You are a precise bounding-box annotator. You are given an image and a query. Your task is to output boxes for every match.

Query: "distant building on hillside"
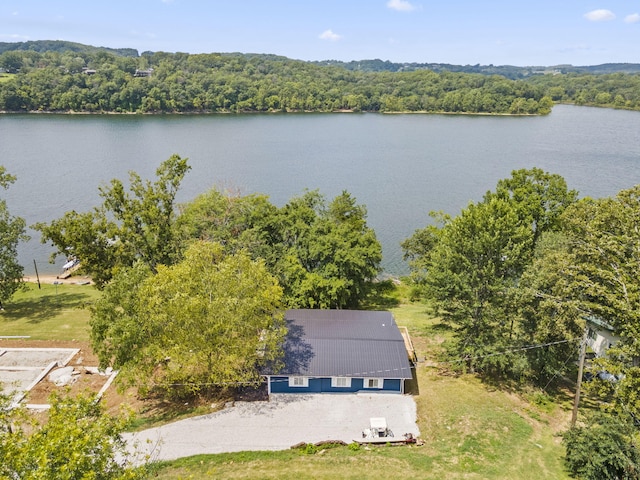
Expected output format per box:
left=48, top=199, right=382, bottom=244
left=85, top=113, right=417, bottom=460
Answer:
left=133, top=68, right=154, bottom=77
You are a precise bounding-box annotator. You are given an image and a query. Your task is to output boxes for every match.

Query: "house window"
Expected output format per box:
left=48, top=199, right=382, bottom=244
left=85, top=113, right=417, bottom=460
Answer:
left=364, top=378, right=383, bottom=389
left=289, top=376, right=308, bottom=387
left=331, top=377, right=352, bottom=388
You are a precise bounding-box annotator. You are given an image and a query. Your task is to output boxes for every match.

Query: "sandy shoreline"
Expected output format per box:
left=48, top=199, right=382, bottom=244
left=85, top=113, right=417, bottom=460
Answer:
left=22, top=274, right=92, bottom=285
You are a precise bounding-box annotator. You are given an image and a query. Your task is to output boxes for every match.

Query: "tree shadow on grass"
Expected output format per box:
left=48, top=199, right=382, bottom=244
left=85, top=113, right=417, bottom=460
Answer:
left=361, top=280, right=401, bottom=310
left=428, top=322, right=453, bottom=333
left=478, top=370, right=579, bottom=413
left=2, top=291, right=93, bottom=324
left=404, top=363, right=420, bottom=395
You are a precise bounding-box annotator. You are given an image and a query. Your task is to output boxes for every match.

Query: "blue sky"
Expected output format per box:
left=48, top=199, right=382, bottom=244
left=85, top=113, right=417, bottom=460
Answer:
left=1, top=1, right=638, bottom=66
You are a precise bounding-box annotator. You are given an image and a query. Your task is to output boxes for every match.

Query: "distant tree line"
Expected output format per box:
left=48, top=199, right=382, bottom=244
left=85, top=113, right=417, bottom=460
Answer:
left=0, top=47, right=553, bottom=114
left=526, top=71, right=640, bottom=110
left=1, top=41, right=639, bottom=114
left=0, top=39, right=138, bottom=57
left=315, top=59, right=640, bottom=77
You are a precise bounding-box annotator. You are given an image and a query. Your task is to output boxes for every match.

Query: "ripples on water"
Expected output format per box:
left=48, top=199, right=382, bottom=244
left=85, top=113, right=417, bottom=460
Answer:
left=1, top=105, right=639, bottom=276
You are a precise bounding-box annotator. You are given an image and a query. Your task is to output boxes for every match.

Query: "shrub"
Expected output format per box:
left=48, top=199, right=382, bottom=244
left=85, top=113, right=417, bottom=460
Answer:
left=563, top=412, right=640, bottom=479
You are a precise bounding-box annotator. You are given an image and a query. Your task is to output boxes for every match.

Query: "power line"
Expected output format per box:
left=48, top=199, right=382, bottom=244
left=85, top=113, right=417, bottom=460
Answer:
left=439, top=338, right=579, bottom=365
left=542, top=340, right=582, bottom=392
left=128, top=337, right=581, bottom=390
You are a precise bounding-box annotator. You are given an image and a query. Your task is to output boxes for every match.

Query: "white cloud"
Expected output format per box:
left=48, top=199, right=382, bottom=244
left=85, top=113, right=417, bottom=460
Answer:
left=319, top=29, right=342, bottom=41
left=387, top=0, right=416, bottom=12
left=624, top=13, right=640, bottom=23
left=584, top=9, right=616, bottom=22
left=0, top=34, right=29, bottom=41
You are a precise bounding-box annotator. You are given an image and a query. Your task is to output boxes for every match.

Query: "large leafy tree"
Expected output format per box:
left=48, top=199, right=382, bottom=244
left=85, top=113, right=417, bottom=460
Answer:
left=561, top=186, right=640, bottom=418
left=176, top=188, right=382, bottom=309
left=0, top=166, right=28, bottom=308
left=90, top=261, right=153, bottom=370
left=0, top=392, right=146, bottom=479
left=280, top=190, right=382, bottom=309
left=402, top=168, right=578, bottom=376
left=35, top=155, right=190, bottom=288
left=515, top=231, right=584, bottom=384
left=423, top=197, right=533, bottom=373
left=485, top=167, right=578, bottom=247
left=91, top=241, right=285, bottom=399
left=174, top=187, right=281, bottom=264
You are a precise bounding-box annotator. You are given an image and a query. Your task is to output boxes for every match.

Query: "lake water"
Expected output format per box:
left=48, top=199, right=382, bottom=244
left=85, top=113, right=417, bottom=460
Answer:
left=1, top=105, right=639, bottom=276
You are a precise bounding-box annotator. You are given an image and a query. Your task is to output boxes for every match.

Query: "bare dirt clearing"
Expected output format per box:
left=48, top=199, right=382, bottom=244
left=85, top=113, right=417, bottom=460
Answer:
left=0, top=340, right=138, bottom=413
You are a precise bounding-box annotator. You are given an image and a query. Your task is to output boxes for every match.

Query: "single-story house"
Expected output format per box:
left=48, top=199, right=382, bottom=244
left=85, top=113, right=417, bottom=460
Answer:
left=264, top=309, right=413, bottom=394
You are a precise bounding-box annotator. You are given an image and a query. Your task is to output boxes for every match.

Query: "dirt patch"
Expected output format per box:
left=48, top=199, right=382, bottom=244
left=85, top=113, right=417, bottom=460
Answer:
left=0, top=339, right=144, bottom=415
left=0, top=339, right=266, bottom=424
left=25, top=367, right=113, bottom=404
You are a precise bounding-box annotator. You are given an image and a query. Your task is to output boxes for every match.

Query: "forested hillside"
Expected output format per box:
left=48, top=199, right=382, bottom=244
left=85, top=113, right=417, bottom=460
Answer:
left=0, top=41, right=639, bottom=114
left=0, top=40, right=138, bottom=57
left=316, top=59, right=640, bottom=77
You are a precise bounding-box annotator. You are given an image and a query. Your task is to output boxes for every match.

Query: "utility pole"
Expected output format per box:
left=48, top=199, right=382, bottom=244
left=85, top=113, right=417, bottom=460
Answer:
left=33, top=259, right=41, bottom=290
left=571, top=326, right=589, bottom=427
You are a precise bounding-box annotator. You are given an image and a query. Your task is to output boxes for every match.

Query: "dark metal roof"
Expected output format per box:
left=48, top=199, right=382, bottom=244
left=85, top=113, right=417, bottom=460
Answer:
left=585, top=315, right=616, bottom=332
left=275, top=309, right=413, bottom=380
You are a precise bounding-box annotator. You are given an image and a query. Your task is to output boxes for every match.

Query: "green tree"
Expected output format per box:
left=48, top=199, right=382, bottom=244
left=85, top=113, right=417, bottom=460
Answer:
left=0, top=166, right=28, bottom=308
left=485, top=167, right=578, bottom=248
left=90, top=261, right=153, bottom=370
left=424, top=197, right=533, bottom=373
left=401, top=211, right=449, bottom=298
left=278, top=190, right=382, bottom=309
left=537, top=95, right=554, bottom=115
left=515, top=231, right=584, bottom=384
left=562, top=186, right=640, bottom=418
left=0, top=51, right=23, bottom=73
left=35, top=155, right=190, bottom=288
left=0, top=391, right=146, bottom=479
left=174, top=187, right=280, bottom=262
left=563, top=412, right=640, bottom=480
left=403, top=168, right=577, bottom=377
left=176, top=188, right=382, bottom=309
left=91, top=241, right=285, bottom=399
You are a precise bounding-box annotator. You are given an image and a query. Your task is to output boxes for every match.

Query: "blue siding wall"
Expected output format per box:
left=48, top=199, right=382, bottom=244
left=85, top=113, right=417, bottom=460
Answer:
left=269, top=377, right=402, bottom=394
left=383, top=379, right=402, bottom=392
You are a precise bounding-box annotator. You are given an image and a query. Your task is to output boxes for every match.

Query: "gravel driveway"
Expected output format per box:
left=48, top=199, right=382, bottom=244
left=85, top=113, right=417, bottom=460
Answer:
left=125, top=393, right=419, bottom=463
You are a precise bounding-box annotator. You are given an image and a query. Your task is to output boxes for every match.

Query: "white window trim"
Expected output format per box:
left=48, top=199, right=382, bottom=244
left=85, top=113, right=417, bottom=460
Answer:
left=363, top=378, right=383, bottom=389
left=289, top=376, right=309, bottom=387
left=331, top=377, right=352, bottom=388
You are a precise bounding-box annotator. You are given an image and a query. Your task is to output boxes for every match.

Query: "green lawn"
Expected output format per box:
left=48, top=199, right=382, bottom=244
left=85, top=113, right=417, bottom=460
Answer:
left=0, top=282, right=99, bottom=341
left=1, top=281, right=572, bottom=479
left=153, top=285, right=572, bottom=480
